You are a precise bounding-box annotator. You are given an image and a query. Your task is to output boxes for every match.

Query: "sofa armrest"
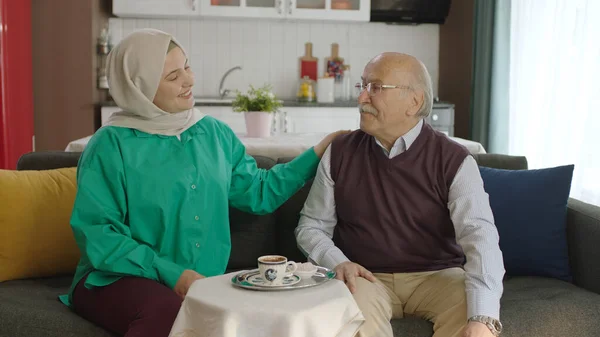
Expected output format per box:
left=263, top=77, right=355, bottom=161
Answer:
left=566, top=198, right=600, bottom=295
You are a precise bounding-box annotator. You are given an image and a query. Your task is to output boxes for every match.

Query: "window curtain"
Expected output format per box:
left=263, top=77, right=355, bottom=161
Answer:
left=470, top=0, right=511, bottom=153
left=508, top=0, right=600, bottom=206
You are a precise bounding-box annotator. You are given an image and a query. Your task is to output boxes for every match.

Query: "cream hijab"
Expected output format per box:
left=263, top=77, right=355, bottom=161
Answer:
left=104, top=28, right=204, bottom=136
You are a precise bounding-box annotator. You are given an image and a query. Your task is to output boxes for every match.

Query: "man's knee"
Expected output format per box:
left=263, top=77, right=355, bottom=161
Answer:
left=352, top=277, right=393, bottom=319
left=353, top=277, right=381, bottom=304
left=353, top=278, right=395, bottom=337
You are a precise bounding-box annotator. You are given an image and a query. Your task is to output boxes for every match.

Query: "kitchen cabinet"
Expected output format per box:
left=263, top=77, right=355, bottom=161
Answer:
left=100, top=104, right=454, bottom=136
left=198, top=106, right=248, bottom=133
left=200, top=0, right=285, bottom=19
left=205, top=106, right=361, bottom=135
left=202, top=0, right=369, bottom=21
left=102, top=105, right=258, bottom=134
left=102, top=106, right=249, bottom=133
left=277, top=105, right=454, bottom=136
left=193, top=106, right=293, bottom=135
left=113, top=0, right=369, bottom=21
left=279, top=106, right=455, bottom=135
left=113, top=0, right=200, bottom=18
left=278, top=107, right=360, bottom=133
left=288, top=0, right=370, bottom=22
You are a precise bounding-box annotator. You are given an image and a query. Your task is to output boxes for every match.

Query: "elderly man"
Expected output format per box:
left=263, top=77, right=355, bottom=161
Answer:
left=295, top=52, right=505, bottom=337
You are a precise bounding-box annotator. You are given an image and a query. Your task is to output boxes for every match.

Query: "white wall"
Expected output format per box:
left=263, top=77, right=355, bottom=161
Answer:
left=108, top=17, right=439, bottom=100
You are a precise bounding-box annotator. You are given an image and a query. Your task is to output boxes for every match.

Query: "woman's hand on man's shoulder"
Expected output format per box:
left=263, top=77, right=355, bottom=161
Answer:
left=313, top=130, right=352, bottom=158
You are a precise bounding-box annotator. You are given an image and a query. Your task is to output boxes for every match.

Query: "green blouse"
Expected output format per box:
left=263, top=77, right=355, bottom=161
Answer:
left=59, top=116, right=319, bottom=307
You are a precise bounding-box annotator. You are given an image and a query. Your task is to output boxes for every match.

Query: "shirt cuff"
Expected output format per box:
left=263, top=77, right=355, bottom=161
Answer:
left=154, top=257, right=186, bottom=290
left=466, top=289, right=501, bottom=320
left=319, top=248, right=351, bottom=270
left=287, top=147, right=320, bottom=181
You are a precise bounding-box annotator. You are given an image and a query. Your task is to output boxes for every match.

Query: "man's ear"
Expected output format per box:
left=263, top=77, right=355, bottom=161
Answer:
left=406, top=90, right=424, bottom=117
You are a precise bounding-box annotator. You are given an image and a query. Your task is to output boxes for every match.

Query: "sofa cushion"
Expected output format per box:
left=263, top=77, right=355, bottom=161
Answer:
left=0, top=276, right=114, bottom=337
left=227, top=208, right=277, bottom=270
left=391, top=317, right=433, bottom=337
left=275, top=180, right=314, bottom=263
left=500, top=276, right=600, bottom=337
left=0, top=168, right=80, bottom=282
left=274, top=157, right=314, bottom=263
left=479, top=165, right=574, bottom=282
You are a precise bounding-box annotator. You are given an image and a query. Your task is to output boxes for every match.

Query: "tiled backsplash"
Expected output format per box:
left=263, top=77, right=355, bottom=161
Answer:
left=108, top=17, right=439, bottom=100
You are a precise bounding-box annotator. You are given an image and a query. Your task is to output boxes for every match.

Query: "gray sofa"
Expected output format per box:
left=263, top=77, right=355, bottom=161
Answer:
left=1, top=151, right=600, bottom=337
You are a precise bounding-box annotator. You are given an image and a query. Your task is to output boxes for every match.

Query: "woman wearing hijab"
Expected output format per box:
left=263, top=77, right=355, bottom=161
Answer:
left=58, top=29, right=347, bottom=337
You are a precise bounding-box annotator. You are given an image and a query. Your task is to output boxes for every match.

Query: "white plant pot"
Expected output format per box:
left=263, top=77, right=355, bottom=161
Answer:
left=244, top=111, right=273, bottom=138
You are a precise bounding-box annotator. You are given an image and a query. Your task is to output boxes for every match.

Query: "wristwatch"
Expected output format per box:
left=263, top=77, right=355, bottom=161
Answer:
left=468, top=315, right=503, bottom=336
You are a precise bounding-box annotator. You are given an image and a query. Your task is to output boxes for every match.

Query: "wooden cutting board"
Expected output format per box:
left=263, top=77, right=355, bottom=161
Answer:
left=299, top=42, right=318, bottom=81
left=325, top=43, right=344, bottom=81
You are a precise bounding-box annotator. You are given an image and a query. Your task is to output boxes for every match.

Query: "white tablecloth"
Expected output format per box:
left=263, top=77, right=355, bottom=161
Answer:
left=65, top=133, right=486, bottom=159
left=169, top=272, right=365, bottom=337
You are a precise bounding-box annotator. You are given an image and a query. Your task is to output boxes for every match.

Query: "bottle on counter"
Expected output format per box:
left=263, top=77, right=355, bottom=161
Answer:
left=317, top=72, right=335, bottom=103
left=297, top=76, right=316, bottom=102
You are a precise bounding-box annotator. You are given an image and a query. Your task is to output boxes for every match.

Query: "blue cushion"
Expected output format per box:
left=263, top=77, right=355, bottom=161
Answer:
left=479, top=164, right=574, bottom=282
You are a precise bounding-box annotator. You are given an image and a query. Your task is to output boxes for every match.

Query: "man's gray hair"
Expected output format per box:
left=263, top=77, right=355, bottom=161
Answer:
left=411, top=61, right=433, bottom=118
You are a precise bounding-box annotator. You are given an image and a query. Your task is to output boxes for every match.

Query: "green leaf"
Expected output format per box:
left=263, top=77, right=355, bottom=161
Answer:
left=231, top=83, right=282, bottom=113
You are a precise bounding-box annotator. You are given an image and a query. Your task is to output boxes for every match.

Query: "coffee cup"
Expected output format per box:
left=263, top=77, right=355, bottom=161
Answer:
left=257, top=255, right=297, bottom=286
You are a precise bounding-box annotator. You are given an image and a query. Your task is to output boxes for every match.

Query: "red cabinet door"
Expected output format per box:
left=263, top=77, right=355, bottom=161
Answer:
left=0, top=0, right=34, bottom=170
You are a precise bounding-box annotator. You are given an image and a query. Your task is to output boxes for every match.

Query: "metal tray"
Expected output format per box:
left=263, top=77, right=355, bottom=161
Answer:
left=231, top=266, right=336, bottom=291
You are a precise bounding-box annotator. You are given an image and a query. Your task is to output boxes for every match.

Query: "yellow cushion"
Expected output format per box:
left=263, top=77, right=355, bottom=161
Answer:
left=0, top=167, right=80, bottom=282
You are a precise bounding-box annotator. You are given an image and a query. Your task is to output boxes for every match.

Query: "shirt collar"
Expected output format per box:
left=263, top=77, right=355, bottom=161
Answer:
left=375, top=119, right=424, bottom=153
left=133, top=122, right=205, bottom=138
left=401, top=118, right=423, bottom=150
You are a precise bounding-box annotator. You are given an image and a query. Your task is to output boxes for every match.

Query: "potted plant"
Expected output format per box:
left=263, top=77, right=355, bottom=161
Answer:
left=232, top=84, right=282, bottom=138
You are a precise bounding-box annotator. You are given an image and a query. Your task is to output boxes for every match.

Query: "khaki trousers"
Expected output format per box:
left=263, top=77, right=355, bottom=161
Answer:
left=353, top=267, right=467, bottom=337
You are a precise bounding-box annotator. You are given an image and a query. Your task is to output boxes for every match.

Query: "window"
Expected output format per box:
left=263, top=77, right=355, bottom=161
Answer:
left=508, top=0, right=600, bottom=205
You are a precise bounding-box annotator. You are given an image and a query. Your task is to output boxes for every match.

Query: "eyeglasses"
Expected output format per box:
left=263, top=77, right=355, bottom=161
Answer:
left=354, top=82, right=413, bottom=97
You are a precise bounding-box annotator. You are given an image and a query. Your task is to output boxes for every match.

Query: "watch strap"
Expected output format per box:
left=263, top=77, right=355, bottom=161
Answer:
left=468, top=315, right=502, bottom=336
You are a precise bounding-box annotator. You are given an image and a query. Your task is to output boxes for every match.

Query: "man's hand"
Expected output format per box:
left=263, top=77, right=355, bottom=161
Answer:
left=174, top=269, right=205, bottom=299
left=462, top=321, right=495, bottom=337
left=334, top=261, right=378, bottom=293
left=313, top=130, right=352, bottom=158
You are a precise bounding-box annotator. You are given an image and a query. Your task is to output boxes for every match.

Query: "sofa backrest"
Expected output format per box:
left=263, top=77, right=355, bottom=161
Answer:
left=17, top=151, right=529, bottom=172
left=472, top=153, right=528, bottom=170
left=16, top=151, right=529, bottom=271
left=17, top=151, right=81, bottom=170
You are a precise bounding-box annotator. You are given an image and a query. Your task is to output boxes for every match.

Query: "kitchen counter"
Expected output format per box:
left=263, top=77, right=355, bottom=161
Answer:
left=99, top=99, right=455, bottom=109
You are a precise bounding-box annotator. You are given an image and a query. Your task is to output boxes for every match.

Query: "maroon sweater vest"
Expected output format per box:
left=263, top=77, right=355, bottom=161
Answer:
left=330, top=122, right=470, bottom=273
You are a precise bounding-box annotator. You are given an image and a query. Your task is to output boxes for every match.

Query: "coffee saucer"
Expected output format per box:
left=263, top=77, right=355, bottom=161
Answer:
left=246, top=274, right=301, bottom=287
left=231, top=266, right=336, bottom=291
